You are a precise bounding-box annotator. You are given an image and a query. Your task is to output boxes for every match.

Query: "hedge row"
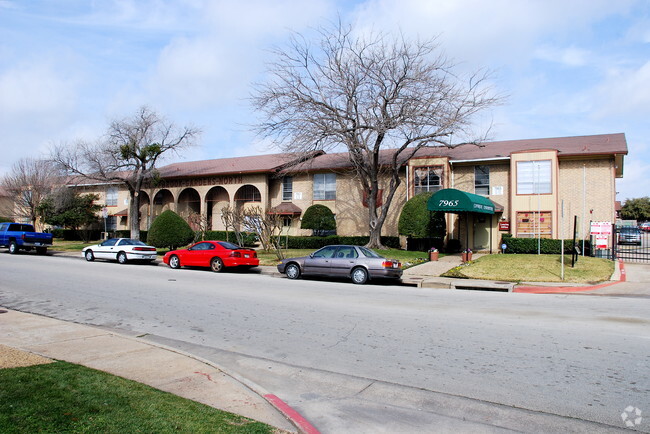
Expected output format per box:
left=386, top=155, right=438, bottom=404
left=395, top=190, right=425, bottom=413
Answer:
left=501, top=234, right=591, bottom=255
left=275, top=235, right=401, bottom=250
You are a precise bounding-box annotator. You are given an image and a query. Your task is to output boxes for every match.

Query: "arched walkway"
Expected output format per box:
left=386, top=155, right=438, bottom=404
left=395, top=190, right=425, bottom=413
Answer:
left=152, top=189, right=175, bottom=220
left=206, top=186, right=230, bottom=230
left=234, top=184, right=261, bottom=209
left=138, top=191, right=151, bottom=231
left=178, top=188, right=201, bottom=221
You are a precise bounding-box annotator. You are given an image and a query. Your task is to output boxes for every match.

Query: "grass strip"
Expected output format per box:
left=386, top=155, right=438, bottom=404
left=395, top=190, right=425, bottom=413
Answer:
left=0, top=361, right=274, bottom=433
left=442, top=254, right=614, bottom=283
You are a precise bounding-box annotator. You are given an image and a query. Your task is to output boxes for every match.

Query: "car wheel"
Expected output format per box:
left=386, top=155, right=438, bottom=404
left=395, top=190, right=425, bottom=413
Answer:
left=8, top=241, right=18, bottom=254
left=285, top=263, right=301, bottom=280
left=117, top=252, right=128, bottom=264
left=169, top=255, right=181, bottom=269
left=351, top=267, right=368, bottom=284
left=85, top=250, right=95, bottom=262
left=210, top=257, right=224, bottom=272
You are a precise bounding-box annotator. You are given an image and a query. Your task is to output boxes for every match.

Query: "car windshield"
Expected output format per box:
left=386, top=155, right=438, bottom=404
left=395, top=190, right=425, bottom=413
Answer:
left=620, top=227, right=639, bottom=233
left=359, top=246, right=383, bottom=258
left=218, top=241, right=242, bottom=250
left=118, top=239, right=146, bottom=246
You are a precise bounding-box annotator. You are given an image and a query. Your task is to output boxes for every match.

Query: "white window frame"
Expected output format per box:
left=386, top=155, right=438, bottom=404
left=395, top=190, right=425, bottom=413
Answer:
left=414, top=166, right=443, bottom=195
left=313, top=173, right=336, bottom=200
left=474, top=165, right=490, bottom=196
left=517, top=160, right=552, bottom=195
left=282, top=176, right=293, bottom=201
left=106, top=187, right=118, bottom=206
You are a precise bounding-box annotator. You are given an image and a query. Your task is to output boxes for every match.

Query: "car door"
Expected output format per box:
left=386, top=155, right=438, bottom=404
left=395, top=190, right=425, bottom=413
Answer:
left=182, top=242, right=213, bottom=266
left=329, top=246, right=359, bottom=276
left=303, top=246, right=337, bottom=275
left=95, top=238, right=118, bottom=259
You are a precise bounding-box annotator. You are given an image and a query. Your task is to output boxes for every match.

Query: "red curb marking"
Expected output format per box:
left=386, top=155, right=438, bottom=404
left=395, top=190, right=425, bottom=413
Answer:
left=514, top=260, right=626, bottom=294
left=264, top=394, right=320, bottom=434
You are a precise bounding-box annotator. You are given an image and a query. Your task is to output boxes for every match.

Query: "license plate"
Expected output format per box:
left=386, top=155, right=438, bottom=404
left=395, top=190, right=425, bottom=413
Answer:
left=244, top=254, right=250, bottom=258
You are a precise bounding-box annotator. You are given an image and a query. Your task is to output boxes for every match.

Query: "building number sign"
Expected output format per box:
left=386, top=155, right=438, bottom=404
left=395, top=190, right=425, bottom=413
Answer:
left=439, top=199, right=460, bottom=207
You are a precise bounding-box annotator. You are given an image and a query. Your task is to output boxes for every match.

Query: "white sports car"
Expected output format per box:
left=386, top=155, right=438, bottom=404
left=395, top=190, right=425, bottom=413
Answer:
left=82, top=238, right=158, bottom=264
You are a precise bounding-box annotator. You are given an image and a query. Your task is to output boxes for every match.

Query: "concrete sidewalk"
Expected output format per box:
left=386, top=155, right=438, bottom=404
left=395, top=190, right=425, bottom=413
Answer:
left=0, top=308, right=302, bottom=433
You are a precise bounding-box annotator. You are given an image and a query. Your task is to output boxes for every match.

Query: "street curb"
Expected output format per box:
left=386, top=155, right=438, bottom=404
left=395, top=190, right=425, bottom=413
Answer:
left=114, top=331, right=318, bottom=434
left=513, top=260, right=626, bottom=294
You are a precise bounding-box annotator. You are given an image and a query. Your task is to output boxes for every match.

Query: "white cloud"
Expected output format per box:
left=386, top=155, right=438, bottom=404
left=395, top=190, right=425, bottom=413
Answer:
left=594, top=61, right=650, bottom=118
left=534, top=46, right=591, bottom=67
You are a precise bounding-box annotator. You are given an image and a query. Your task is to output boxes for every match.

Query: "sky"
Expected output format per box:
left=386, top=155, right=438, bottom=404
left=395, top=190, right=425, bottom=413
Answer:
left=1, top=0, right=649, bottom=202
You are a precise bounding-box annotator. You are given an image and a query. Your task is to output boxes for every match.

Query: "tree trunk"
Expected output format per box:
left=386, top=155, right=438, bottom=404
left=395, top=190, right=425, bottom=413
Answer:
left=129, top=191, right=140, bottom=240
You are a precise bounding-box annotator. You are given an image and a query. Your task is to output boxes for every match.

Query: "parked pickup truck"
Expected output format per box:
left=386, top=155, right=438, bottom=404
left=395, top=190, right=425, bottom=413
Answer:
left=0, top=222, right=53, bottom=254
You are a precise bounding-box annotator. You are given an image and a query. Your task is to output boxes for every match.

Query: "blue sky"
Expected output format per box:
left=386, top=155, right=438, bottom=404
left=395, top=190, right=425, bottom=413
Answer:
left=1, top=0, right=649, bottom=202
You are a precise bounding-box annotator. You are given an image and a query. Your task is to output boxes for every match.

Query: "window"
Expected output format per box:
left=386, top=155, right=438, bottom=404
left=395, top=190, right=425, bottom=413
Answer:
left=282, top=176, right=293, bottom=201
left=516, top=211, right=552, bottom=238
left=517, top=160, right=551, bottom=194
left=105, top=216, right=117, bottom=230
left=474, top=166, right=490, bottom=196
left=283, top=216, right=292, bottom=227
left=312, top=245, right=337, bottom=258
left=313, top=173, right=336, bottom=200
left=106, top=187, right=118, bottom=206
left=234, top=185, right=261, bottom=202
left=414, top=166, right=443, bottom=194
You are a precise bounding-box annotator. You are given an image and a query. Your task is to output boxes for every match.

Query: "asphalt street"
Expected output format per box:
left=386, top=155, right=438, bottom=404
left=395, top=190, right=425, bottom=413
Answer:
left=0, top=253, right=648, bottom=433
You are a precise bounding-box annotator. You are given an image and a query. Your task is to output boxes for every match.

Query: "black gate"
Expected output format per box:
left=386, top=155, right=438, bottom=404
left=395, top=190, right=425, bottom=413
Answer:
left=612, top=226, right=650, bottom=263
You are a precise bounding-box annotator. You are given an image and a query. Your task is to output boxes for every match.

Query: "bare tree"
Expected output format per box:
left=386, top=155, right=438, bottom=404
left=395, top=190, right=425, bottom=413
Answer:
left=51, top=106, right=200, bottom=240
left=1, top=158, right=59, bottom=229
left=242, top=205, right=285, bottom=259
left=252, top=22, right=501, bottom=248
left=220, top=204, right=244, bottom=245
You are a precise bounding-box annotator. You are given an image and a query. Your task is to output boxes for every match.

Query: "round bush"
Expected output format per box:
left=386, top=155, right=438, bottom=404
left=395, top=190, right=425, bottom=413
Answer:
left=301, top=204, right=336, bottom=235
left=398, top=192, right=446, bottom=238
left=147, top=210, right=194, bottom=249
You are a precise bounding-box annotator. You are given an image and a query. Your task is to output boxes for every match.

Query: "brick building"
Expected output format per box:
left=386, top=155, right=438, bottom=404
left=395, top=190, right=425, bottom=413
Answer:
left=74, top=133, right=627, bottom=252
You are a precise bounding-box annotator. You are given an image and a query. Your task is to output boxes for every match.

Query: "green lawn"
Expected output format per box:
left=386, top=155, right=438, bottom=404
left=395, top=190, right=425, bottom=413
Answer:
left=0, top=361, right=274, bottom=433
left=442, top=254, right=614, bottom=283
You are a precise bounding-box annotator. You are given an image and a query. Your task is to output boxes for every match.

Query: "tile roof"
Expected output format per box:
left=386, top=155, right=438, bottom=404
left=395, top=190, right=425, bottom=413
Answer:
left=284, top=133, right=628, bottom=172
left=413, top=132, right=628, bottom=161
left=156, top=153, right=303, bottom=178
left=119, top=133, right=628, bottom=180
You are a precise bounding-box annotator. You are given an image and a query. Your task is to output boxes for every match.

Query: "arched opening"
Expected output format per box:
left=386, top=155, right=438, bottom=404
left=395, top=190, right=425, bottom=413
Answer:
left=152, top=189, right=174, bottom=220
left=138, top=191, right=151, bottom=231
left=234, top=185, right=262, bottom=210
left=178, top=188, right=201, bottom=228
left=206, top=187, right=230, bottom=230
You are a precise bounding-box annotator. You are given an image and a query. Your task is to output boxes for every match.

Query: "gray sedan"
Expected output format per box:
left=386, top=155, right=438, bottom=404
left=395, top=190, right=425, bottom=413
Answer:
left=277, top=245, right=402, bottom=284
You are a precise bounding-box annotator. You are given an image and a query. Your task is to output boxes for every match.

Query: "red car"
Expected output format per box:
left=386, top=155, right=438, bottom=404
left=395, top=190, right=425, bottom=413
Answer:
left=163, top=241, right=259, bottom=272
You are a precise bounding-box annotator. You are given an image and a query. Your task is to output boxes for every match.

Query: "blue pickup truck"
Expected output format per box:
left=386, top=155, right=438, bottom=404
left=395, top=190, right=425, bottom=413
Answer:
left=0, top=222, right=53, bottom=254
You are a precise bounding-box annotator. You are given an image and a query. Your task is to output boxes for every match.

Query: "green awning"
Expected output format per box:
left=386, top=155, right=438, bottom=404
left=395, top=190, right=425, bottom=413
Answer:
left=427, top=188, right=496, bottom=214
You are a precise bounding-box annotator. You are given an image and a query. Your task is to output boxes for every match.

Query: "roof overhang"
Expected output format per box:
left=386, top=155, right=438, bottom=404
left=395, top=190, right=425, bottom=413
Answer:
left=427, top=189, right=496, bottom=214
left=269, top=202, right=302, bottom=216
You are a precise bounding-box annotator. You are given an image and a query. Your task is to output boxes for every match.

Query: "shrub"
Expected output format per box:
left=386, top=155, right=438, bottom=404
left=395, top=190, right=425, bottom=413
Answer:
left=398, top=193, right=446, bottom=238
left=500, top=235, right=591, bottom=255
left=0, top=216, right=14, bottom=223
left=147, top=210, right=194, bottom=249
left=301, top=205, right=336, bottom=235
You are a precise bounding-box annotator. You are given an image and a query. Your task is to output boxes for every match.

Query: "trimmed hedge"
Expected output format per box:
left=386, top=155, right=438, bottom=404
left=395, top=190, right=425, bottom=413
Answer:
left=500, top=234, right=591, bottom=255
left=276, top=235, right=401, bottom=250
